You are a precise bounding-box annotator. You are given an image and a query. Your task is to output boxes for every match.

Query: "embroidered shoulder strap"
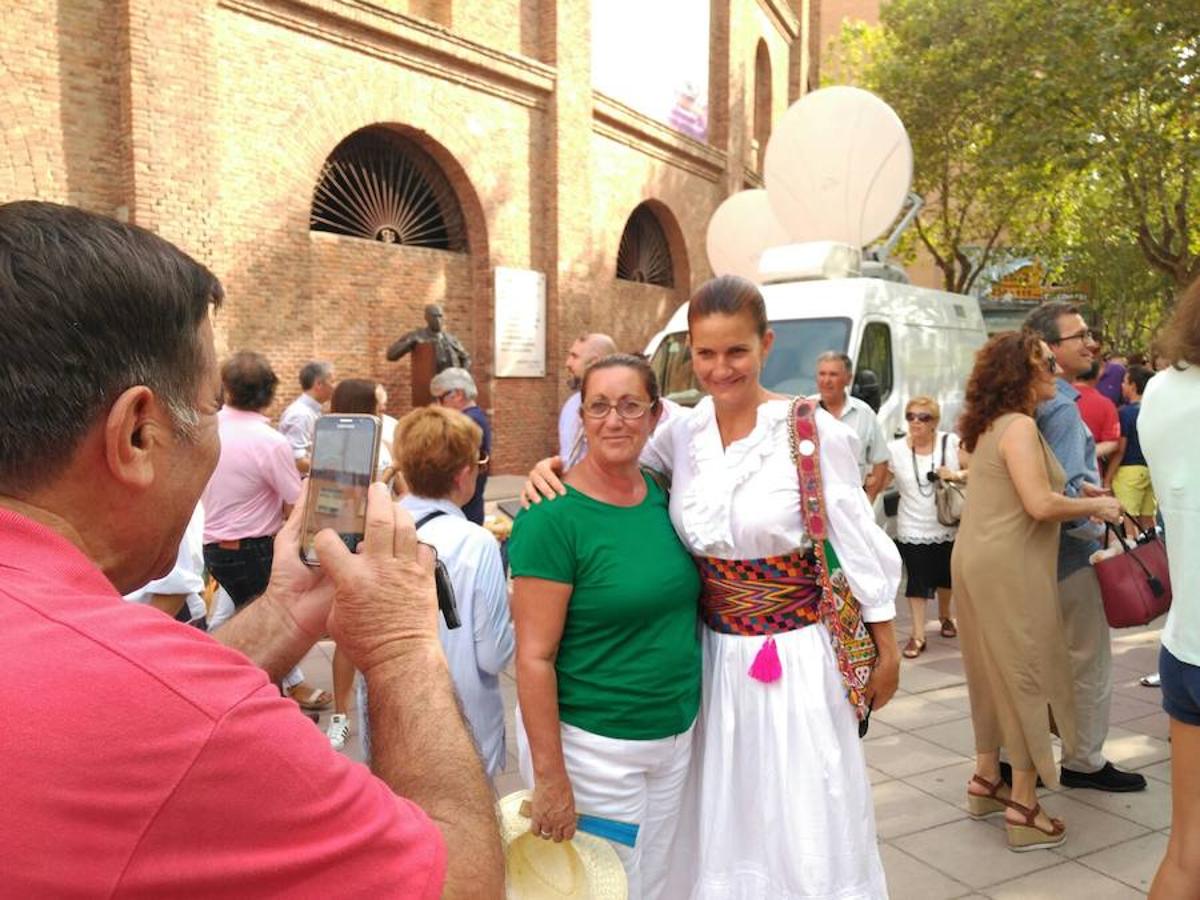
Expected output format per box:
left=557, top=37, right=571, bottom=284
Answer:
left=788, top=397, right=827, bottom=539
left=788, top=396, right=878, bottom=722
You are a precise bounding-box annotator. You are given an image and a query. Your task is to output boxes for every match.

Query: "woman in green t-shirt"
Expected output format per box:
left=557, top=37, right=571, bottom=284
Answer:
left=509, top=354, right=701, bottom=899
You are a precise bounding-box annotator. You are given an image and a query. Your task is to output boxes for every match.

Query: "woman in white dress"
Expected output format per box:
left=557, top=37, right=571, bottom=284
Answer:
left=528, top=275, right=901, bottom=898
left=884, top=395, right=969, bottom=658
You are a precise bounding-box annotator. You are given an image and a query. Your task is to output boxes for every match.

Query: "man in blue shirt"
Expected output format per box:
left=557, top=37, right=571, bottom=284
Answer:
left=1024, top=302, right=1146, bottom=792
left=430, top=367, right=492, bottom=525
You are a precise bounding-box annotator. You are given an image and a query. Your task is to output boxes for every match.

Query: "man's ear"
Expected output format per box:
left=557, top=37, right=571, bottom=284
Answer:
left=103, top=386, right=168, bottom=489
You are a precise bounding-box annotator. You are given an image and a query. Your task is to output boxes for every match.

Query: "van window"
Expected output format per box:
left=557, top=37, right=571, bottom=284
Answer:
left=855, top=322, right=893, bottom=403
left=649, top=317, right=852, bottom=405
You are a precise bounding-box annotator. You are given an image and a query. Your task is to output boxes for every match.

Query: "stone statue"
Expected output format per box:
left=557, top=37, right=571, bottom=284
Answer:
left=386, top=303, right=471, bottom=373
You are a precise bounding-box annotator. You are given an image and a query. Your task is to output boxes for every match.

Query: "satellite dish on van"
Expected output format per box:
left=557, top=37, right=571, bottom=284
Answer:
left=763, top=86, right=912, bottom=249
left=705, top=189, right=789, bottom=282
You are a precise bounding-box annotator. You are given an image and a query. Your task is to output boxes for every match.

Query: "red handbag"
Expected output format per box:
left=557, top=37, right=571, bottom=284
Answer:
left=1093, top=524, right=1172, bottom=628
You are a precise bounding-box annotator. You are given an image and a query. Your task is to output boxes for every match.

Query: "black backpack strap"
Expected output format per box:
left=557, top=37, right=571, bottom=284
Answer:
left=414, top=510, right=448, bottom=531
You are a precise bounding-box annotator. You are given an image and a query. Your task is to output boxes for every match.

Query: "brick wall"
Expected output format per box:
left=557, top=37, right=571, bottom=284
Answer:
left=3, top=0, right=812, bottom=474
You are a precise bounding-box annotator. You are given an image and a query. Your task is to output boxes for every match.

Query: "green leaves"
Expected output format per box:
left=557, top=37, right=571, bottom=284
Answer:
left=831, top=0, right=1199, bottom=317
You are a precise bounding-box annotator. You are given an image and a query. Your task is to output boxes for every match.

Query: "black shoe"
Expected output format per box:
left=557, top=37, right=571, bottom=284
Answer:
left=1060, top=762, right=1147, bottom=793
left=998, top=761, right=1045, bottom=789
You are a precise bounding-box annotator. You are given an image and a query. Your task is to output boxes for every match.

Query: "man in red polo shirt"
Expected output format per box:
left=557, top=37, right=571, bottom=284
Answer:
left=0, top=201, right=503, bottom=896
left=1074, top=361, right=1121, bottom=468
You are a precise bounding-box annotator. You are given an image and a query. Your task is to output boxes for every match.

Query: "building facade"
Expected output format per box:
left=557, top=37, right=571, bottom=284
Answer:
left=3, top=0, right=815, bottom=471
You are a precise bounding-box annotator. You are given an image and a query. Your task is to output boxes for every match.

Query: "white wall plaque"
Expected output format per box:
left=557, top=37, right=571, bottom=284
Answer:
left=493, top=267, right=547, bottom=377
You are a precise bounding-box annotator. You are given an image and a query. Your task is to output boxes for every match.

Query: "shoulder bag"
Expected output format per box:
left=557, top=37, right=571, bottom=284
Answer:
left=789, top=397, right=878, bottom=724
left=1094, top=523, right=1172, bottom=628
left=933, top=433, right=966, bottom=527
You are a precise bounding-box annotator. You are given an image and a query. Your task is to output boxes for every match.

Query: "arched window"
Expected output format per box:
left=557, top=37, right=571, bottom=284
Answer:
left=616, top=204, right=674, bottom=287
left=310, top=126, right=468, bottom=252
left=753, top=40, right=772, bottom=172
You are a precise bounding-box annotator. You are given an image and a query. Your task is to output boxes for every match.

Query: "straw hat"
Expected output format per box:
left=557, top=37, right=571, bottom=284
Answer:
left=498, top=790, right=628, bottom=900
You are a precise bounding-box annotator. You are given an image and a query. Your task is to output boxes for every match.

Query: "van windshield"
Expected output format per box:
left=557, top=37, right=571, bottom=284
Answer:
left=649, top=317, right=852, bottom=406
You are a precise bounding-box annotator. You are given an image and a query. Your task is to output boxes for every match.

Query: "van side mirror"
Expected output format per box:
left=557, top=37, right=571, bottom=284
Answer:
left=852, top=368, right=882, bottom=413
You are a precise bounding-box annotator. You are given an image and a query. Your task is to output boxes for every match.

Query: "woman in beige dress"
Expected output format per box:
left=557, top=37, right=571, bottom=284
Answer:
left=952, top=331, right=1122, bottom=852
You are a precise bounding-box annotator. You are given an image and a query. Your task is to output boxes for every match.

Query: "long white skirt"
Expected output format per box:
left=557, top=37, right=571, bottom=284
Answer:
left=664, top=623, right=888, bottom=899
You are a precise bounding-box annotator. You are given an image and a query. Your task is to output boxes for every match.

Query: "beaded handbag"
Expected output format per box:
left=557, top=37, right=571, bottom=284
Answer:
left=788, top=397, right=878, bottom=720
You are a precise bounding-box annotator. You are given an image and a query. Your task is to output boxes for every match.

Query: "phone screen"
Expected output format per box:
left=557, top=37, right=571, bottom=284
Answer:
left=301, top=415, right=381, bottom=565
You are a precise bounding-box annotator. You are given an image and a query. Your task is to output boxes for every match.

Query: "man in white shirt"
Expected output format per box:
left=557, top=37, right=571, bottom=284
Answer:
left=558, top=333, right=616, bottom=465
left=813, top=351, right=890, bottom=501
left=278, top=360, right=335, bottom=473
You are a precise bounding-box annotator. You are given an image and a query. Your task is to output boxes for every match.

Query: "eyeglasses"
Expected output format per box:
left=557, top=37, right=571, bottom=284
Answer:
left=581, top=397, right=653, bottom=420
left=905, top=412, right=935, bottom=423
left=1052, top=328, right=1093, bottom=345
left=434, top=391, right=455, bottom=404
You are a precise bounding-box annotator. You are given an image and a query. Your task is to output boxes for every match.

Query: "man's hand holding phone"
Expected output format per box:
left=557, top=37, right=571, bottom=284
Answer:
left=315, top=482, right=441, bottom=674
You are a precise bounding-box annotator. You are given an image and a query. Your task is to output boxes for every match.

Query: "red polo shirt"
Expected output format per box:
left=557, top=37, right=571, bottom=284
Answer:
left=1075, top=383, right=1120, bottom=448
left=0, top=508, right=445, bottom=897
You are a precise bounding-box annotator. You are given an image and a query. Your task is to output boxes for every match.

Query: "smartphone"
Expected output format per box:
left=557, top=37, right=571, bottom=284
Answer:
left=300, top=414, right=382, bottom=566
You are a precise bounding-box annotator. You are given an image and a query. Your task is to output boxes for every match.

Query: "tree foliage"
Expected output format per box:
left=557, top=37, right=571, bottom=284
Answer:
left=831, top=0, right=1199, bottom=311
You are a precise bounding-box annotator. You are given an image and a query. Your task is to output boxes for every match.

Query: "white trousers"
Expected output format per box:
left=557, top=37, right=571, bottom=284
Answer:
left=516, top=707, right=694, bottom=900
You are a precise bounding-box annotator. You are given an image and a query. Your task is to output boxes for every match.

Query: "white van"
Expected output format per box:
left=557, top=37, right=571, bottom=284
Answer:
left=645, top=254, right=988, bottom=448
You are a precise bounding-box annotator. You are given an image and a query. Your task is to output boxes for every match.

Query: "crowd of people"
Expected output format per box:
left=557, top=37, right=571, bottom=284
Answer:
left=3, top=198, right=1198, bottom=898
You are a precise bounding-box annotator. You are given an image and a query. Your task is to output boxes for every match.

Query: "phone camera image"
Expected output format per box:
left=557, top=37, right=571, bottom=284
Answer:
left=301, top=416, right=381, bottom=565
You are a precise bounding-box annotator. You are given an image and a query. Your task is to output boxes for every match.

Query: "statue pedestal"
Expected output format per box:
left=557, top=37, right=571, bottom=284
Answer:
left=410, top=342, right=435, bottom=408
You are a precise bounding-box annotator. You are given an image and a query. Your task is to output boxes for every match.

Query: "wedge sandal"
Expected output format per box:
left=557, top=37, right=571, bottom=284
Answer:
left=966, top=774, right=1010, bottom=820
left=1005, top=799, right=1066, bottom=852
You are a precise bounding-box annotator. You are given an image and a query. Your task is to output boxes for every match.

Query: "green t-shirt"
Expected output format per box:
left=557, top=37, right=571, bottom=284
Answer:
left=508, top=473, right=701, bottom=740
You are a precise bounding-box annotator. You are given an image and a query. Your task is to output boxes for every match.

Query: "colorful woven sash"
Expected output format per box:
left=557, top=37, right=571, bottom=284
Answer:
left=696, top=550, right=822, bottom=637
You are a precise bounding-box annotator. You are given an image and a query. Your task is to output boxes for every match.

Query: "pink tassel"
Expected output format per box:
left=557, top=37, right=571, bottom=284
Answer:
left=748, top=636, right=782, bottom=683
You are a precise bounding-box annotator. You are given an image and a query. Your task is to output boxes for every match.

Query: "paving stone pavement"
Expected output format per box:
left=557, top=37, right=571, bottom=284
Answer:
left=297, top=476, right=1173, bottom=898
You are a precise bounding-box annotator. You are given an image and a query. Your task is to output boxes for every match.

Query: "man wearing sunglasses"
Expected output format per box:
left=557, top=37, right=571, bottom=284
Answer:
left=1023, top=301, right=1147, bottom=793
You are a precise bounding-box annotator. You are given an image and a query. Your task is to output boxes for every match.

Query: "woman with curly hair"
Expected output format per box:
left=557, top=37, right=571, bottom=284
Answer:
left=951, top=331, right=1121, bottom=853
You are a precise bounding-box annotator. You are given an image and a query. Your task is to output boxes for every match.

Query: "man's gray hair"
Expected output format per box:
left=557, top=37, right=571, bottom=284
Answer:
left=430, top=367, right=478, bottom=401
left=816, top=351, right=853, bottom=374
left=299, top=360, right=333, bottom=391
left=1023, top=300, right=1081, bottom=343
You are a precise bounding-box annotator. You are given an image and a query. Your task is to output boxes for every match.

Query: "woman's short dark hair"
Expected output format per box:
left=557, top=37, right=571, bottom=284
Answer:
left=687, top=275, right=768, bottom=337
left=958, top=331, right=1045, bottom=452
left=330, top=378, right=379, bottom=415
left=1156, top=277, right=1200, bottom=368
left=580, top=353, right=661, bottom=409
left=0, top=201, right=223, bottom=495
left=221, top=352, right=278, bottom=411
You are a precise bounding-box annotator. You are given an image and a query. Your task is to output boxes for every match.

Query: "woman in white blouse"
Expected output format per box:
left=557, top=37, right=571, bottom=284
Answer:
left=527, top=275, right=901, bottom=898
left=885, top=395, right=969, bottom=658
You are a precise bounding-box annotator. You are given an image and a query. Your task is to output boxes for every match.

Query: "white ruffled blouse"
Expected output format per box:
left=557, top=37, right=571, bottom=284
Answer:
left=642, top=397, right=899, bottom=622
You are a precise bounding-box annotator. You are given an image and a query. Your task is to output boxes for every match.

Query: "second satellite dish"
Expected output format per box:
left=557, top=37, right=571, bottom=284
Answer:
left=705, top=190, right=789, bottom=282
left=763, top=86, right=912, bottom=249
